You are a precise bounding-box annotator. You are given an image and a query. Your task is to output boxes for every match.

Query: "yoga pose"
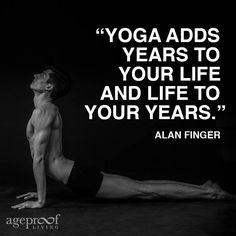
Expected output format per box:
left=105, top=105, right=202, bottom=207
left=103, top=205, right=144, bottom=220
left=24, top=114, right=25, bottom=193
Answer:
left=12, top=67, right=235, bottom=210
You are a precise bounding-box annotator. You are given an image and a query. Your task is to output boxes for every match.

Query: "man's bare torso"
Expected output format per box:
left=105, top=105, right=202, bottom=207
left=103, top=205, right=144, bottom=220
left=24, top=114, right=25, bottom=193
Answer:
left=26, top=103, right=74, bottom=184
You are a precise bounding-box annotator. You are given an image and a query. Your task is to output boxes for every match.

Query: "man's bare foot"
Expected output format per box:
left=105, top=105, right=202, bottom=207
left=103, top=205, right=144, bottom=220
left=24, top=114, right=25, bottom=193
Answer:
left=202, top=180, right=236, bottom=200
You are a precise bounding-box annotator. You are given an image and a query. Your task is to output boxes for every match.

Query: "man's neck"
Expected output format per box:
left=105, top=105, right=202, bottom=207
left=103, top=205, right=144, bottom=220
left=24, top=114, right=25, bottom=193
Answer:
left=33, top=91, right=52, bottom=109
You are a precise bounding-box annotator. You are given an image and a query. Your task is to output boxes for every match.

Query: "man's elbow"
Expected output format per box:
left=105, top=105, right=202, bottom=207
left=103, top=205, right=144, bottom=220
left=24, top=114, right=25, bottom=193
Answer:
left=33, top=156, right=45, bottom=165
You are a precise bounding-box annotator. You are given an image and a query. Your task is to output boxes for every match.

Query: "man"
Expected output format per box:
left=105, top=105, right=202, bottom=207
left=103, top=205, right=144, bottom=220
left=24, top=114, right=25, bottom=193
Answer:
left=12, top=66, right=234, bottom=210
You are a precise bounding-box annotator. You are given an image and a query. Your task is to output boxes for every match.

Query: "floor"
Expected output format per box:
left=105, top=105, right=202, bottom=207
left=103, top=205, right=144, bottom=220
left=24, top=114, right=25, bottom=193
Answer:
left=1, top=185, right=236, bottom=236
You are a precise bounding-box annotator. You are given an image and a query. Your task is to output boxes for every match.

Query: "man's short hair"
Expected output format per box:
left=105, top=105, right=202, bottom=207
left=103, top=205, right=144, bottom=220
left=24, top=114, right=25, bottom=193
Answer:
left=45, top=65, right=71, bottom=100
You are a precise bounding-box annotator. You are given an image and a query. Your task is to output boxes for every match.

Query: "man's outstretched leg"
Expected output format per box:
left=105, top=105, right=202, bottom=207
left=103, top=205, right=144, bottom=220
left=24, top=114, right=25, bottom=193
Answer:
left=96, top=172, right=233, bottom=200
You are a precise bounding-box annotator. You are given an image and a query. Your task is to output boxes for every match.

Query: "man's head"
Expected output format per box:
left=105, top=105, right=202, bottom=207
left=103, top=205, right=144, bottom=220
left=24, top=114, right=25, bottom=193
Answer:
left=31, top=66, right=71, bottom=100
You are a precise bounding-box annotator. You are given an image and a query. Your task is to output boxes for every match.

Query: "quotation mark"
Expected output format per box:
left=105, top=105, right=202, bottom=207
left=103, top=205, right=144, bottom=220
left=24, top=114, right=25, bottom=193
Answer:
left=212, top=105, right=226, bottom=119
left=217, top=105, right=226, bottom=111
left=96, top=28, right=104, bottom=34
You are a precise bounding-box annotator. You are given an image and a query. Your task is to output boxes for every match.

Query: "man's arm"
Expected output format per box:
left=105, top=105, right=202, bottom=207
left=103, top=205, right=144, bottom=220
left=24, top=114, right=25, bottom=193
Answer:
left=26, top=119, right=34, bottom=158
left=12, top=108, right=55, bottom=209
left=33, top=108, right=55, bottom=205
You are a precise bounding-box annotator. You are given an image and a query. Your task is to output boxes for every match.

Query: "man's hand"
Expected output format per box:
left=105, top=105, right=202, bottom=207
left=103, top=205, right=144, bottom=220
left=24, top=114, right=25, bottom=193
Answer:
left=16, top=192, right=38, bottom=200
left=11, top=192, right=44, bottom=210
left=11, top=200, right=44, bottom=210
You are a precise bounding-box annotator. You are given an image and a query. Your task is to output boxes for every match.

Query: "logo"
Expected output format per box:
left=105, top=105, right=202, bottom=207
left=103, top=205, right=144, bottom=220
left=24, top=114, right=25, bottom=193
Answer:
left=6, top=214, right=61, bottom=230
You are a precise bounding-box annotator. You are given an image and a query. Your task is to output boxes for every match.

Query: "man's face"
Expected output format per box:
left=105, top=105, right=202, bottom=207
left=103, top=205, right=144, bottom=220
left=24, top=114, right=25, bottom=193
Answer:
left=30, top=69, right=53, bottom=92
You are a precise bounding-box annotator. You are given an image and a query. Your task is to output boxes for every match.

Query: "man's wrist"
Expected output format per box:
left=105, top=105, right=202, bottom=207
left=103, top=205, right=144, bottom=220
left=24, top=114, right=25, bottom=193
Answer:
left=37, top=199, right=46, bottom=206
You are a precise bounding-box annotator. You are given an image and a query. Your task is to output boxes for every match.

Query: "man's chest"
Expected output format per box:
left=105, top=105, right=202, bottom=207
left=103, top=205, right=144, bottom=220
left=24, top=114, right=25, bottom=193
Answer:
left=26, top=110, right=40, bottom=138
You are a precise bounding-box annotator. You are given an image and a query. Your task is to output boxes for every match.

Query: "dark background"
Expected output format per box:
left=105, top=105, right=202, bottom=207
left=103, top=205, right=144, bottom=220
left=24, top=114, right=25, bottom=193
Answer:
left=0, top=2, right=235, bottom=192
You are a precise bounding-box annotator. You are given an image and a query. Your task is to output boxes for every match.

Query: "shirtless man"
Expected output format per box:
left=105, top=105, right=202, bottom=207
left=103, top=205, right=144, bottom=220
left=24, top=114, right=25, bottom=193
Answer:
left=12, top=66, right=234, bottom=210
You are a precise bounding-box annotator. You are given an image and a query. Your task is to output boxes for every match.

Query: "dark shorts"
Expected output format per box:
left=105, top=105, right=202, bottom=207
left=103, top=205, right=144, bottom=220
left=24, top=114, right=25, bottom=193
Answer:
left=66, top=162, right=104, bottom=197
